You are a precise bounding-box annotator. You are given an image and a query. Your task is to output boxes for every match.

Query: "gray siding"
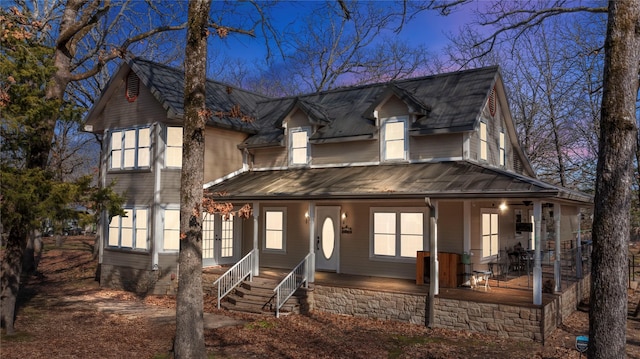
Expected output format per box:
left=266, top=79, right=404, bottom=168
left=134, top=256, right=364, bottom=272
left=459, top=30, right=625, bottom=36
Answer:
left=102, top=249, right=152, bottom=270
left=312, top=140, right=379, bottom=165
left=410, top=133, right=463, bottom=161
left=437, top=202, right=464, bottom=254
left=204, top=127, right=247, bottom=183
left=106, top=171, right=155, bottom=205
left=258, top=202, right=311, bottom=269
left=159, top=170, right=181, bottom=203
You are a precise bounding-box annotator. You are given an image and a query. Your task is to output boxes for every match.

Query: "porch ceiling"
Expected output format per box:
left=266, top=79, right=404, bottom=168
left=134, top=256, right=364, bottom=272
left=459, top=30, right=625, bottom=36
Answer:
left=205, top=161, right=592, bottom=204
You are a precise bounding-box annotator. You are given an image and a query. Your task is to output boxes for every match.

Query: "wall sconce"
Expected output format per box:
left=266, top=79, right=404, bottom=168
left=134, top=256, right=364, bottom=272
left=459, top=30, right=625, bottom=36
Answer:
left=341, top=212, right=352, bottom=234
left=305, top=211, right=309, bottom=223
left=499, top=202, right=508, bottom=212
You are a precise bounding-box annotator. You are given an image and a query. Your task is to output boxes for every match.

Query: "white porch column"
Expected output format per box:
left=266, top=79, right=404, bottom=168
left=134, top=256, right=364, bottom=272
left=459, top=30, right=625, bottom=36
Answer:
left=554, top=203, right=562, bottom=292
left=252, top=202, right=260, bottom=277
left=429, top=199, right=439, bottom=296
left=463, top=201, right=471, bottom=254
left=576, top=212, right=583, bottom=278
left=308, top=202, right=316, bottom=283
left=533, top=201, right=542, bottom=305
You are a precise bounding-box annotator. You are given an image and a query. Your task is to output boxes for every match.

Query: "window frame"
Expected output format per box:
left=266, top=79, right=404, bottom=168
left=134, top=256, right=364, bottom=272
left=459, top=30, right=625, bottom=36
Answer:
left=481, top=208, right=499, bottom=260
left=263, top=208, right=287, bottom=253
left=380, top=116, right=409, bottom=162
left=107, top=207, right=149, bottom=251
left=370, top=207, right=427, bottom=261
left=109, top=126, right=151, bottom=170
left=499, top=130, right=506, bottom=167
left=165, top=126, right=183, bottom=168
left=479, top=121, right=488, bottom=161
left=288, top=127, right=310, bottom=167
left=162, top=207, right=181, bottom=252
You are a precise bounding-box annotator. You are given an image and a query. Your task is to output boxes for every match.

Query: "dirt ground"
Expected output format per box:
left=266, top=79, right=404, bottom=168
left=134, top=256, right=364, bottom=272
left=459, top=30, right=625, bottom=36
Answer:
left=1, top=236, right=639, bottom=358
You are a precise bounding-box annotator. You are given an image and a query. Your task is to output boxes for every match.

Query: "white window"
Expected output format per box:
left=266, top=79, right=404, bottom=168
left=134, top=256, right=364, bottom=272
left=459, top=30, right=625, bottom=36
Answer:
left=264, top=209, right=286, bottom=252
left=163, top=208, right=180, bottom=251
left=382, top=117, right=408, bottom=161
left=479, top=121, right=488, bottom=161
left=108, top=208, right=148, bottom=250
left=481, top=209, right=499, bottom=258
left=499, top=130, right=505, bottom=166
left=166, top=127, right=183, bottom=168
left=110, top=127, right=151, bottom=170
left=289, top=128, right=309, bottom=166
left=372, top=208, right=425, bottom=259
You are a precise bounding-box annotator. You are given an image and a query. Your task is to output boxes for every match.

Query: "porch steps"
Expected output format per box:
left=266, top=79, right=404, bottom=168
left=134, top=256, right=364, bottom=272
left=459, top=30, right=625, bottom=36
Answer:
left=221, top=276, right=302, bottom=316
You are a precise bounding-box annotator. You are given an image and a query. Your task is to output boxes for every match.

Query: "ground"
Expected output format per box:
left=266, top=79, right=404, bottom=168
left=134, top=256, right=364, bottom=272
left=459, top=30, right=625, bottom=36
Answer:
left=1, top=236, right=639, bottom=358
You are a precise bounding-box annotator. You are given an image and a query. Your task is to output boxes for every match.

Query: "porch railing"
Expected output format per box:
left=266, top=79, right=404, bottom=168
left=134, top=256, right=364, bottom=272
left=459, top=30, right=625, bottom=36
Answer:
left=273, top=253, right=311, bottom=318
left=213, top=249, right=256, bottom=309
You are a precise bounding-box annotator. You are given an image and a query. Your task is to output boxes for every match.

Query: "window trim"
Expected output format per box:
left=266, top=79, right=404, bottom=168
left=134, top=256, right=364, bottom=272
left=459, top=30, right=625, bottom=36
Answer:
left=109, top=126, right=151, bottom=171
left=107, top=207, right=149, bottom=251
left=499, top=130, right=506, bottom=167
left=370, top=207, right=427, bottom=261
left=481, top=208, right=499, bottom=260
left=288, top=127, right=311, bottom=167
left=263, top=208, right=287, bottom=253
left=380, top=116, right=409, bottom=162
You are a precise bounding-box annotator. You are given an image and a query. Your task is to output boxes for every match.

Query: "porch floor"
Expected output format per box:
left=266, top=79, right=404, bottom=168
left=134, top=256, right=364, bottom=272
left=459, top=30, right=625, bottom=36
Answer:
left=204, top=266, right=569, bottom=308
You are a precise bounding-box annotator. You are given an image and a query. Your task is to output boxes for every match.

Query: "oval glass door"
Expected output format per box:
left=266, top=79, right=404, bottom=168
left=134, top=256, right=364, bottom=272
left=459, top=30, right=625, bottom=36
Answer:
left=321, top=217, right=335, bottom=259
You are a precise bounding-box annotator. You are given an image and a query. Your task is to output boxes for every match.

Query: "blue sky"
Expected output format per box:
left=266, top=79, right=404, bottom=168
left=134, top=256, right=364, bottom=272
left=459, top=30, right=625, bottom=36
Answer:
left=215, top=1, right=477, bottom=65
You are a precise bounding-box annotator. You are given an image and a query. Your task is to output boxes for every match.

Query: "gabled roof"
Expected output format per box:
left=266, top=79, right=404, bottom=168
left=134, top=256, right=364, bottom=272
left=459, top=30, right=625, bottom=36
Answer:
left=239, top=66, right=500, bottom=147
left=204, top=161, right=593, bottom=204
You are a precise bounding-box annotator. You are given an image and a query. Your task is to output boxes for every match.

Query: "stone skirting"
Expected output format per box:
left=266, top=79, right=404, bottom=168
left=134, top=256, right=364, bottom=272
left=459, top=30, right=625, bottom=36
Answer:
left=311, top=274, right=591, bottom=342
left=99, top=264, right=178, bottom=295
left=311, top=286, right=427, bottom=325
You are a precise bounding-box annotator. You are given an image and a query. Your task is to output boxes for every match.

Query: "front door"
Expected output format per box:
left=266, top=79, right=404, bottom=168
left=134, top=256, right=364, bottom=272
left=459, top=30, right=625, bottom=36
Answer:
left=202, top=213, right=240, bottom=266
left=315, top=206, right=340, bottom=272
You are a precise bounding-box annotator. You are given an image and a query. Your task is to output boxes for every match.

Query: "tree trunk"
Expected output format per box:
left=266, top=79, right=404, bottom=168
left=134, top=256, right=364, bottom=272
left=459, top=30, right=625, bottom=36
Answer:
left=0, top=228, right=27, bottom=335
left=174, top=0, right=210, bottom=357
left=589, top=1, right=640, bottom=358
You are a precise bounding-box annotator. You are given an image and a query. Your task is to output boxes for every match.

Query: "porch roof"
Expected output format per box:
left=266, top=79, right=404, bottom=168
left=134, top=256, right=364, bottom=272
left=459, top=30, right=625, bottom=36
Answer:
left=205, top=161, right=592, bottom=204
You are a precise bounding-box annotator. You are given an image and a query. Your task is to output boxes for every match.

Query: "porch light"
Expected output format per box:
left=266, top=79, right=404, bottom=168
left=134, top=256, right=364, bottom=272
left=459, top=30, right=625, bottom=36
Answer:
left=305, top=211, right=309, bottom=223
left=341, top=212, right=347, bottom=222
left=499, top=202, right=508, bottom=212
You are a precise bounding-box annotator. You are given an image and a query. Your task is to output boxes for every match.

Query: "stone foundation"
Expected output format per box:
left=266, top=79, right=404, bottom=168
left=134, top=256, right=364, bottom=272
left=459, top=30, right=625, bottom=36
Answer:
left=99, top=264, right=178, bottom=295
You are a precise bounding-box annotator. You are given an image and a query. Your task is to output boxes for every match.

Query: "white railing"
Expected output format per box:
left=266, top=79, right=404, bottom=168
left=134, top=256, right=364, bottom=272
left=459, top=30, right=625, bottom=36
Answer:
left=273, top=253, right=311, bottom=318
left=213, top=249, right=256, bottom=309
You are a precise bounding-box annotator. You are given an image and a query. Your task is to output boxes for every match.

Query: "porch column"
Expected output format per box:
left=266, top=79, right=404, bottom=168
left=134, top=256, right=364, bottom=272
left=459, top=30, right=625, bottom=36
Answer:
left=533, top=201, right=542, bottom=305
left=308, top=202, right=316, bottom=283
left=554, top=203, right=562, bottom=292
left=253, top=202, right=260, bottom=277
left=429, top=199, right=439, bottom=295
left=576, top=212, right=583, bottom=279
left=463, top=201, right=471, bottom=254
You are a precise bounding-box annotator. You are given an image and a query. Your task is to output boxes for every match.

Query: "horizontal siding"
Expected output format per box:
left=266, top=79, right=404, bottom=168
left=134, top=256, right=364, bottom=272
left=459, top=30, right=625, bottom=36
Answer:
left=312, top=140, right=379, bottom=165
left=159, top=170, right=181, bottom=203
left=102, top=248, right=152, bottom=270
left=410, top=133, right=463, bottom=161
left=204, top=127, right=247, bottom=183
left=106, top=171, right=155, bottom=205
left=378, top=95, right=408, bottom=118
left=437, top=202, right=464, bottom=253
left=252, top=147, right=287, bottom=169
left=259, top=202, right=311, bottom=269
left=285, top=109, right=309, bottom=128
left=96, top=77, right=167, bottom=131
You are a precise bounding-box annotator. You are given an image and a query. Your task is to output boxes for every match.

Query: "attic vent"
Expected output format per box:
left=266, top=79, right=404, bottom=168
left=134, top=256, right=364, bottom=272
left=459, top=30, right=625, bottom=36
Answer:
left=488, top=87, right=497, bottom=117
left=125, top=71, right=140, bottom=102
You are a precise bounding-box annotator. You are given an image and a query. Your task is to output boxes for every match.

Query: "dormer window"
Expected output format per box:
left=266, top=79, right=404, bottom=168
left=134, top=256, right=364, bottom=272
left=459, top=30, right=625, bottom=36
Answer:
left=289, top=127, right=310, bottom=166
left=381, top=116, right=408, bottom=162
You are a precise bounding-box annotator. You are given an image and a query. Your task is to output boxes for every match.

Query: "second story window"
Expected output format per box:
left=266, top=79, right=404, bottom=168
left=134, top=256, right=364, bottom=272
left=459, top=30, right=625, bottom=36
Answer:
left=479, top=121, right=488, bottom=161
left=110, top=127, right=151, bottom=170
left=166, top=126, right=183, bottom=168
left=289, top=127, right=310, bottom=166
left=381, top=116, right=408, bottom=161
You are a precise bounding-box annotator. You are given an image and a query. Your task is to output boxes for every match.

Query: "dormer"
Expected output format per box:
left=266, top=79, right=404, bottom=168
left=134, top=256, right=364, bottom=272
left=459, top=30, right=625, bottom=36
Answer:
left=281, top=99, right=331, bottom=167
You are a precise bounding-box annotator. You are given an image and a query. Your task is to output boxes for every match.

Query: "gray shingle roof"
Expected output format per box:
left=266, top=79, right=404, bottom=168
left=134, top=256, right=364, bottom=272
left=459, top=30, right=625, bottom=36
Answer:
left=128, top=58, right=272, bottom=133
left=204, top=161, right=592, bottom=203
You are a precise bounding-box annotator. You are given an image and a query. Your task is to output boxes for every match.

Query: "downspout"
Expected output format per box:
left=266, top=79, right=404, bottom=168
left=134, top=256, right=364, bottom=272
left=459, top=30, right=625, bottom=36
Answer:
left=425, top=197, right=438, bottom=327
left=152, top=123, right=161, bottom=271
left=308, top=202, right=316, bottom=283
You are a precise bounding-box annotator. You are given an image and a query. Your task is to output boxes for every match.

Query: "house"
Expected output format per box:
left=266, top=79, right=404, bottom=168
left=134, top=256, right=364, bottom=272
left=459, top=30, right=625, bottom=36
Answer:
left=84, top=57, right=592, bottom=340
